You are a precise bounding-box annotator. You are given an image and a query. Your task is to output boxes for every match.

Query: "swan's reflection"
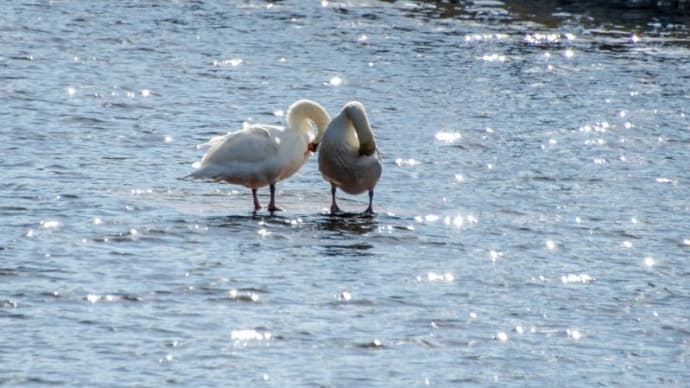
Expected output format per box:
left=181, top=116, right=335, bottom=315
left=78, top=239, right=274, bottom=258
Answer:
left=320, top=242, right=374, bottom=257
left=315, top=212, right=378, bottom=235
left=207, top=214, right=264, bottom=229
left=315, top=213, right=378, bottom=257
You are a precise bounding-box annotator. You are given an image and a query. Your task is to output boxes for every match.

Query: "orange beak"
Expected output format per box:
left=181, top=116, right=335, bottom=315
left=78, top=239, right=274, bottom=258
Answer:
left=307, top=143, right=318, bottom=153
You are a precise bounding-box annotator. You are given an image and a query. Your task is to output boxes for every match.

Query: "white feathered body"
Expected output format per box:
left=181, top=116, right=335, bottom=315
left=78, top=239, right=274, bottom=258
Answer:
left=189, top=122, right=311, bottom=189
left=188, top=99, right=331, bottom=196
left=318, top=103, right=382, bottom=195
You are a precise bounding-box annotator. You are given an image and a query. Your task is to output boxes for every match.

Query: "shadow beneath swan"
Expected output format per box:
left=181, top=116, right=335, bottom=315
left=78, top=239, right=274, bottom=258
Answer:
left=205, top=213, right=270, bottom=229
left=310, top=213, right=379, bottom=257
left=201, top=210, right=414, bottom=243
left=313, top=212, right=378, bottom=235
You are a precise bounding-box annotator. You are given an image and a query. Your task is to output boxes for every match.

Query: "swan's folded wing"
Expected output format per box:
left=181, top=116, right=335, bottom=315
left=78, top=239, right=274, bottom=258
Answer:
left=200, top=124, right=280, bottom=166
left=197, top=134, right=227, bottom=150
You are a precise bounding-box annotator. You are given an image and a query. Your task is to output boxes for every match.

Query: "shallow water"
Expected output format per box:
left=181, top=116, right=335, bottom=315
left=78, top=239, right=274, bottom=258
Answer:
left=1, top=0, right=689, bottom=386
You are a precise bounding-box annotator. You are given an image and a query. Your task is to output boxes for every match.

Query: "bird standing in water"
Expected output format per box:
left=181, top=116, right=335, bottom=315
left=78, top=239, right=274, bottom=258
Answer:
left=317, top=101, right=382, bottom=215
left=189, top=99, right=330, bottom=212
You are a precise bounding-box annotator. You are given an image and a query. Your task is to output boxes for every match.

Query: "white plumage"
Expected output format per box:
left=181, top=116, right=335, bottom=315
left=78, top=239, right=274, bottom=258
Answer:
left=189, top=99, right=330, bottom=212
left=318, top=101, right=382, bottom=214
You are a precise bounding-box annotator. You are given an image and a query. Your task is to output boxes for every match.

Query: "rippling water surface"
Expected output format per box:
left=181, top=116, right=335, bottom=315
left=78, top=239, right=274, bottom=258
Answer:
left=2, top=0, right=689, bottom=386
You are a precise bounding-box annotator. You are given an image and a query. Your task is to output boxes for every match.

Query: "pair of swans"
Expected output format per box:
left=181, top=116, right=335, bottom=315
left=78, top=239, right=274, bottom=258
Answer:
left=188, top=99, right=382, bottom=214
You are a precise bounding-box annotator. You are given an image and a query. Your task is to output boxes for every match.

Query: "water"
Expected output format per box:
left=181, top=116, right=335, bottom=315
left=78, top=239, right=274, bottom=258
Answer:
left=1, top=0, right=689, bottom=385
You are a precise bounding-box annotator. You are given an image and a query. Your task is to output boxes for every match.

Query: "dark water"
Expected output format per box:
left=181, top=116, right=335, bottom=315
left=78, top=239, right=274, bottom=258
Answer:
left=1, top=0, right=689, bottom=386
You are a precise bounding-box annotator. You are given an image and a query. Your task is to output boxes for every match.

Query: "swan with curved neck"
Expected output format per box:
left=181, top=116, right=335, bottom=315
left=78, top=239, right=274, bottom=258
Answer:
left=189, top=99, right=330, bottom=212
left=317, top=101, right=382, bottom=215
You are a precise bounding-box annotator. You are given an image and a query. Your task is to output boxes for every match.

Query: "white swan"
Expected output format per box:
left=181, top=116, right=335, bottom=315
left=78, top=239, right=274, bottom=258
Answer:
left=318, top=101, right=382, bottom=215
left=188, top=99, right=330, bottom=212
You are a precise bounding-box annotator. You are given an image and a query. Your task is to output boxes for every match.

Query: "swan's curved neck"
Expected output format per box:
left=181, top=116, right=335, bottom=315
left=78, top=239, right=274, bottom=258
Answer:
left=344, top=102, right=376, bottom=156
left=286, top=100, right=331, bottom=142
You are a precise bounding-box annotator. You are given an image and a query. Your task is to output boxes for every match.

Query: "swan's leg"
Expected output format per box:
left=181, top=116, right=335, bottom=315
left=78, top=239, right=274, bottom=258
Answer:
left=330, top=184, right=342, bottom=215
left=364, top=189, right=375, bottom=215
left=267, top=183, right=283, bottom=212
left=252, top=188, right=261, bottom=211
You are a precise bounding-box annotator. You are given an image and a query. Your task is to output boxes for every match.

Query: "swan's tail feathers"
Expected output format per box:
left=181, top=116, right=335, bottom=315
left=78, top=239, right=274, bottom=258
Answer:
left=185, top=165, right=226, bottom=182
left=197, top=134, right=226, bottom=149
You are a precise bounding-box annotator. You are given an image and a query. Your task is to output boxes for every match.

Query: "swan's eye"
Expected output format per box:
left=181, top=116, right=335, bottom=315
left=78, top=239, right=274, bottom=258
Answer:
left=308, top=143, right=318, bottom=152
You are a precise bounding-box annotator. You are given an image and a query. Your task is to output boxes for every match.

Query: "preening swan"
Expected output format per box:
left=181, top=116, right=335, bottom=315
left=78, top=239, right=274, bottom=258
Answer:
left=188, top=99, right=330, bottom=212
left=318, top=101, right=382, bottom=215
